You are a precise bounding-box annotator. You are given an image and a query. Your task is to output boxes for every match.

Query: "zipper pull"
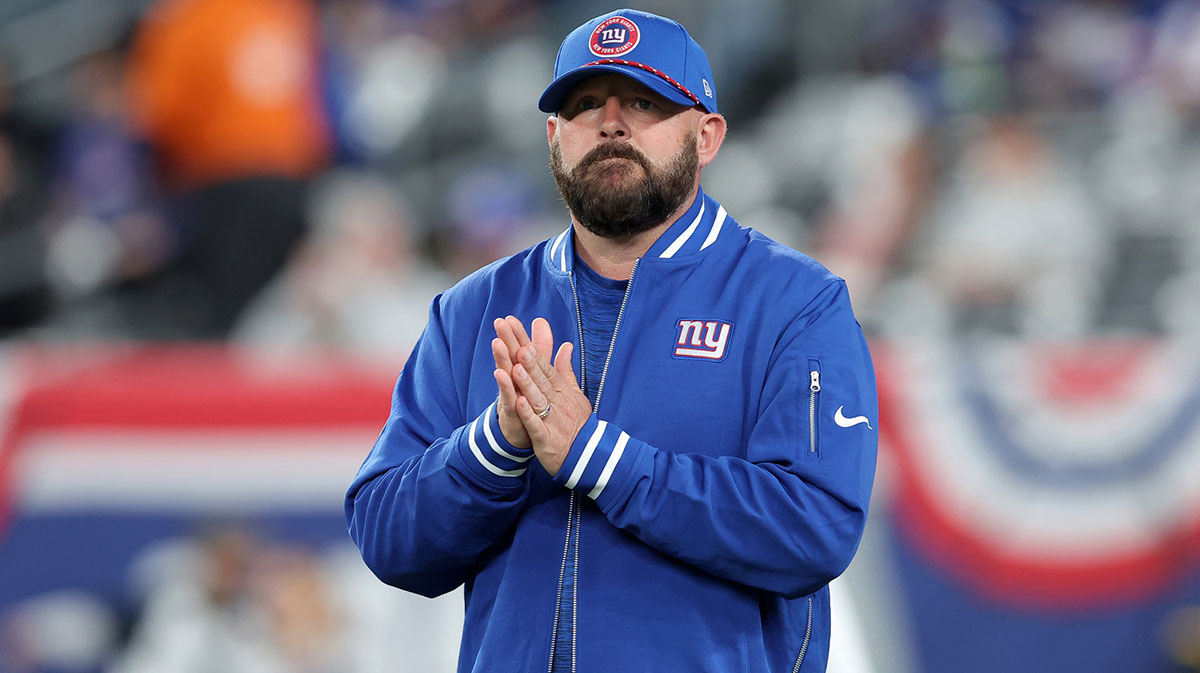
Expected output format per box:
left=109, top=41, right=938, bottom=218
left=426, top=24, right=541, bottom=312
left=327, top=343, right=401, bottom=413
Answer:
left=810, top=370, right=821, bottom=392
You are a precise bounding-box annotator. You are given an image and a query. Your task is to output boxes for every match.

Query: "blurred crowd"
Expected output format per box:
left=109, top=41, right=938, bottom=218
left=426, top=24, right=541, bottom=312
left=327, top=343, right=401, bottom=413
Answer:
left=1, top=521, right=465, bottom=673
left=0, top=0, right=1197, bottom=354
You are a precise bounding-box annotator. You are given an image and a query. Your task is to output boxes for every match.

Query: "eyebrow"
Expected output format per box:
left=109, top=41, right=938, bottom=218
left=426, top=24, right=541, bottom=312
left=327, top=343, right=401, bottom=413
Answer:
left=569, top=85, right=669, bottom=103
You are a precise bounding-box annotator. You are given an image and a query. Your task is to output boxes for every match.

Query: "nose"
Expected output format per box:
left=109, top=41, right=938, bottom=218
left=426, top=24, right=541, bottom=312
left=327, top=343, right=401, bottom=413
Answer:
left=599, top=96, right=628, bottom=139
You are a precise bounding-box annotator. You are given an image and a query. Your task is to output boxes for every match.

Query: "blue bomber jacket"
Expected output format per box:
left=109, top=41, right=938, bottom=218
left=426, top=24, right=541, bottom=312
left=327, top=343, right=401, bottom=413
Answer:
left=345, top=190, right=878, bottom=673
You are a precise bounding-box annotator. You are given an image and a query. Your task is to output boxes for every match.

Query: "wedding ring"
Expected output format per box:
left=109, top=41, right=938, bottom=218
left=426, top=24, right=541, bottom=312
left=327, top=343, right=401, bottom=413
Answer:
left=535, top=403, right=552, bottom=419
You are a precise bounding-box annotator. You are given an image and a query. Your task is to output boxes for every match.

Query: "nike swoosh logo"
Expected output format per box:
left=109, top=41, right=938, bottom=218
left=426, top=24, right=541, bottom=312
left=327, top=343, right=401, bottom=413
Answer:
left=834, top=406, right=873, bottom=429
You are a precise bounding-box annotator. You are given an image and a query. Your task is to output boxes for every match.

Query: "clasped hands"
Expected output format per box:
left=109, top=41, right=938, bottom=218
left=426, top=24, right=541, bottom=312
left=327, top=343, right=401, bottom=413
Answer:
left=491, top=316, right=591, bottom=477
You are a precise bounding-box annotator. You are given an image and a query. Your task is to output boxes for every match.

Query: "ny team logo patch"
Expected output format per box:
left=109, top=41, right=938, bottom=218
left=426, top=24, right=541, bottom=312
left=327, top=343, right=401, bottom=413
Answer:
left=673, top=319, right=733, bottom=361
left=590, top=17, right=640, bottom=57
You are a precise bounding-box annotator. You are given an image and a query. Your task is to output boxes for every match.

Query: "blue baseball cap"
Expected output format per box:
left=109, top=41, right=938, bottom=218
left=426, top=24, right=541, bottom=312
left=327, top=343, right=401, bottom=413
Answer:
left=539, top=9, right=718, bottom=114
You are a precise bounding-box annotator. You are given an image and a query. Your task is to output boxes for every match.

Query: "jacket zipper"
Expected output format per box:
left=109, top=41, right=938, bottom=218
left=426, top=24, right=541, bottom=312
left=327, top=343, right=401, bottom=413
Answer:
left=569, top=271, right=588, bottom=399
left=546, top=261, right=639, bottom=673
left=570, top=500, right=580, bottom=668
left=808, top=362, right=821, bottom=454
left=790, top=596, right=814, bottom=673
left=547, top=493, right=576, bottom=673
left=594, top=259, right=637, bottom=409
left=546, top=271, right=588, bottom=673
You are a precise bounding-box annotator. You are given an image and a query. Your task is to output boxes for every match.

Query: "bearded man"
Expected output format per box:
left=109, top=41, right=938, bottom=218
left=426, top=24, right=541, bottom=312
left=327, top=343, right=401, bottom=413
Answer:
left=346, top=9, right=878, bottom=673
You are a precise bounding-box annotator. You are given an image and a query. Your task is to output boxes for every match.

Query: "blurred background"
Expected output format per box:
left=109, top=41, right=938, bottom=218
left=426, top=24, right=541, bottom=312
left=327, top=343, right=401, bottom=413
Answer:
left=1, top=0, right=1199, bottom=671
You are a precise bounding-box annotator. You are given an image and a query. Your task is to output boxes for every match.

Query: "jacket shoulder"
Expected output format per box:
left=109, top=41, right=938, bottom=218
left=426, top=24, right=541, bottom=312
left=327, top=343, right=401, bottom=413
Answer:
left=737, top=226, right=845, bottom=302
left=436, top=238, right=551, bottom=316
left=730, top=226, right=863, bottom=350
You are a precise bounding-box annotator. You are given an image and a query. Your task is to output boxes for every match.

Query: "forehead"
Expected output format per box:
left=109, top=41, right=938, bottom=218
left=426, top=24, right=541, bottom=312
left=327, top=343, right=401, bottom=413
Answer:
left=562, top=73, right=673, bottom=103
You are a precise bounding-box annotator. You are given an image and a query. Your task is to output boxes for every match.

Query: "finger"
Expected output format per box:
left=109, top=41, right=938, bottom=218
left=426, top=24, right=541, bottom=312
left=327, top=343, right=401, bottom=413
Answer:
left=512, top=363, right=551, bottom=413
left=554, top=342, right=580, bottom=390
left=531, top=318, right=554, bottom=363
left=518, top=345, right=557, bottom=398
left=506, top=315, right=533, bottom=348
left=494, top=368, right=520, bottom=415
left=491, top=338, right=513, bottom=371
left=494, top=318, right=521, bottom=359
left=515, top=396, right=548, bottom=441
left=525, top=336, right=557, bottom=383
left=513, top=395, right=537, bottom=431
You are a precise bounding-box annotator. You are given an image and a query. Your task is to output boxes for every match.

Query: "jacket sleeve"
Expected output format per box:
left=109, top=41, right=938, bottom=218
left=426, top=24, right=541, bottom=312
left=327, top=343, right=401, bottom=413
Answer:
left=345, top=293, right=534, bottom=597
left=552, top=280, right=877, bottom=598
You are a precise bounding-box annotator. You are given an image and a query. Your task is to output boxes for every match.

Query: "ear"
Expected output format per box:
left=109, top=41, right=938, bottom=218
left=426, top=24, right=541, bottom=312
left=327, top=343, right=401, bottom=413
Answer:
left=547, top=115, right=558, bottom=148
left=695, top=113, right=727, bottom=169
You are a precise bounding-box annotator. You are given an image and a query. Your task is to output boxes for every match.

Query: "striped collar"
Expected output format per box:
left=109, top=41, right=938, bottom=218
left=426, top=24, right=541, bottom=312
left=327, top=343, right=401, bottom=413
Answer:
left=544, top=189, right=731, bottom=275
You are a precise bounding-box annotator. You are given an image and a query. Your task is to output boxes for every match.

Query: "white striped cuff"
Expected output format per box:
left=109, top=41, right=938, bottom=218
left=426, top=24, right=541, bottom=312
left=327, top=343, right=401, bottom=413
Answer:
left=555, top=415, right=638, bottom=504
left=464, top=403, right=534, bottom=479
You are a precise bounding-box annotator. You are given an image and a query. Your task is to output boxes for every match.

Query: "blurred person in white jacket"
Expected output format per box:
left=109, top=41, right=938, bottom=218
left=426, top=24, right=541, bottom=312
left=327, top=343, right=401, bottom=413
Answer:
left=233, top=171, right=448, bottom=361
left=111, top=525, right=343, bottom=673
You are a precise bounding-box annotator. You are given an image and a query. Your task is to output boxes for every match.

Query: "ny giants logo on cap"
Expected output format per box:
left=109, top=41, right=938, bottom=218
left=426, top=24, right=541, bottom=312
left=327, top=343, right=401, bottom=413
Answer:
left=589, top=16, right=640, bottom=57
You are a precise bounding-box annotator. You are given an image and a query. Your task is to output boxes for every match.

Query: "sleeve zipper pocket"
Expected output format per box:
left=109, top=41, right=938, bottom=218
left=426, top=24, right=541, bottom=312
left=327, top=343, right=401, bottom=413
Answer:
left=807, top=359, right=821, bottom=455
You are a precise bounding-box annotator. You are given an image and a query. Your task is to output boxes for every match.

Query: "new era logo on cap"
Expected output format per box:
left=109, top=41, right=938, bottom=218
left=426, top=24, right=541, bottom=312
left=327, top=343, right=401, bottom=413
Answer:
left=539, top=9, right=718, bottom=114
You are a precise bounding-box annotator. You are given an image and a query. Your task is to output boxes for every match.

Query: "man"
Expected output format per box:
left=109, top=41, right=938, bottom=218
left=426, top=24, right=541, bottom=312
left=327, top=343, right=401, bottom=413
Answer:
left=346, top=9, right=877, bottom=672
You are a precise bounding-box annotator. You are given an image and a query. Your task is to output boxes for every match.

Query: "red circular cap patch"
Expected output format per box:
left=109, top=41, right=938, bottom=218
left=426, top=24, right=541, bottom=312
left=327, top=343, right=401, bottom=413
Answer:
left=589, top=17, right=640, bottom=57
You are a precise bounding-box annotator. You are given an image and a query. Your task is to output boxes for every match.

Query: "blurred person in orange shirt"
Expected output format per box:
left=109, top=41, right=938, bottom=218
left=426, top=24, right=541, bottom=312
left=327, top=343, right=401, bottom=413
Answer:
left=125, top=0, right=331, bottom=338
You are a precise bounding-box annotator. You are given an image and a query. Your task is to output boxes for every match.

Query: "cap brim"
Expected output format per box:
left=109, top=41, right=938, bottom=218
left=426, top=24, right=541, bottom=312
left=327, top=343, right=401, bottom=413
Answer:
left=538, top=64, right=697, bottom=113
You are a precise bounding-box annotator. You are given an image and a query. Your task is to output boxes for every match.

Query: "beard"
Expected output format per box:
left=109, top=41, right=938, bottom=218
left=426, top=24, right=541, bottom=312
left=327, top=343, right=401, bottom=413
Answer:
left=550, top=131, right=698, bottom=239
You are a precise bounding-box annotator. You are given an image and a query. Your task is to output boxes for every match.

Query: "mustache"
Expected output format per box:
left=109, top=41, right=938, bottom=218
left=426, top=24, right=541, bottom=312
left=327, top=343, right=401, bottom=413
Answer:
left=577, top=141, right=651, bottom=172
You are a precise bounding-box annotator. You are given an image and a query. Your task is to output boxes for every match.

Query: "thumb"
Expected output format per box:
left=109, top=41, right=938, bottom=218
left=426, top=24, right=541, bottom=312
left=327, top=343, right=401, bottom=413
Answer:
left=554, top=342, right=578, bottom=388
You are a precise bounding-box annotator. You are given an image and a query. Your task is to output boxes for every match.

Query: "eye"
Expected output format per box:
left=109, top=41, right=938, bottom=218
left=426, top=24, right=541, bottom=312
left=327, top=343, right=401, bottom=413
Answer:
left=633, top=98, right=656, bottom=111
left=575, top=96, right=600, bottom=111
